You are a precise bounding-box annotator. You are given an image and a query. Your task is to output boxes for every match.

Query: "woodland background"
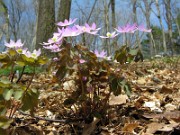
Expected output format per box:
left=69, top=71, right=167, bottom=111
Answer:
left=0, top=0, right=180, bottom=58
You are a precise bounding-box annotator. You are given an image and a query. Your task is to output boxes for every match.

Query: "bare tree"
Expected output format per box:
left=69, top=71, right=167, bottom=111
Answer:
left=138, top=0, right=156, bottom=57
left=0, top=0, right=10, bottom=42
left=8, top=0, right=26, bottom=41
left=164, top=0, right=174, bottom=55
left=155, top=0, right=167, bottom=53
left=103, top=0, right=110, bottom=55
left=57, top=0, right=72, bottom=22
left=110, top=0, right=118, bottom=51
left=35, top=0, right=55, bottom=51
left=132, top=0, right=141, bottom=50
left=74, top=0, right=99, bottom=49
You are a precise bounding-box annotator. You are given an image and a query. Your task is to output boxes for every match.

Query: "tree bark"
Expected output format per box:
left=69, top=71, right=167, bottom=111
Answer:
left=35, top=0, right=55, bottom=52
left=110, top=0, right=117, bottom=51
left=57, top=0, right=72, bottom=22
left=164, top=0, right=174, bottom=55
left=155, top=0, right=167, bottom=54
left=0, top=0, right=10, bottom=42
left=142, top=0, right=156, bottom=57
left=132, top=0, right=141, bottom=51
left=103, top=0, right=110, bottom=55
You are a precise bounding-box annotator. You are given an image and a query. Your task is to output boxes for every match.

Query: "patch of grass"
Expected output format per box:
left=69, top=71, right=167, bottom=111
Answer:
left=0, top=65, right=44, bottom=76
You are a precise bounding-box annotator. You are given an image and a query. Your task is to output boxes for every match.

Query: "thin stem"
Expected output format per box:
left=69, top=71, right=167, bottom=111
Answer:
left=16, top=66, right=26, bottom=83
left=9, top=63, right=15, bottom=82
left=108, top=39, right=111, bottom=55
left=9, top=101, right=20, bottom=118
left=9, top=66, right=35, bottom=118
left=24, top=66, right=35, bottom=94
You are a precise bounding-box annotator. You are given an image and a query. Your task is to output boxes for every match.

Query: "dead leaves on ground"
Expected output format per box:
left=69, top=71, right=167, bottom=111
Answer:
left=5, top=61, right=180, bottom=134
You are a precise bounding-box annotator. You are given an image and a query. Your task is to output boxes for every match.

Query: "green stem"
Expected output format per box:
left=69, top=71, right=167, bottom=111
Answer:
left=10, top=67, right=36, bottom=118
left=9, top=63, right=15, bottom=82
left=24, top=66, right=35, bottom=94
left=16, top=66, right=26, bottom=83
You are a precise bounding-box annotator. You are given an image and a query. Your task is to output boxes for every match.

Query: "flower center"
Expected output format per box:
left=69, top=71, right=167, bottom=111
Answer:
left=106, top=32, right=112, bottom=37
left=82, top=26, right=86, bottom=31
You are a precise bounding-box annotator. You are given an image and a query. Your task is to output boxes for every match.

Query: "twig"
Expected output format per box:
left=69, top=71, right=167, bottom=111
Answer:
left=18, top=110, right=83, bottom=124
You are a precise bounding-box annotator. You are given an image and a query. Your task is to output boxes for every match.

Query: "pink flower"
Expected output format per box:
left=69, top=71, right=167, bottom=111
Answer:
left=53, top=57, right=59, bottom=61
left=87, top=85, right=94, bottom=92
left=23, top=49, right=41, bottom=59
left=43, top=44, right=62, bottom=52
left=42, top=30, right=63, bottom=46
left=56, top=18, right=77, bottom=27
left=76, top=23, right=100, bottom=35
left=61, top=26, right=81, bottom=37
left=79, top=59, right=86, bottom=63
left=82, top=76, right=87, bottom=81
left=94, top=50, right=107, bottom=58
left=115, top=23, right=137, bottom=33
left=99, top=32, right=118, bottom=39
left=137, top=24, right=151, bottom=32
left=5, top=39, right=24, bottom=49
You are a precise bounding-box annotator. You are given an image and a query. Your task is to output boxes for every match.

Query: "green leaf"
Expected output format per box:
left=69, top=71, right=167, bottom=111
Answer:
left=110, top=77, right=122, bottom=96
left=14, top=90, right=24, bottom=100
left=0, top=53, right=7, bottom=60
left=123, top=83, right=132, bottom=97
left=21, top=54, right=35, bottom=63
left=8, top=49, right=17, bottom=56
left=3, top=89, right=13, bottom=100
left=15, top=61, right=26, bottom=66
left=0, top=80, right=11, bottom=88
left=21, top=89, right=39, bottom=111
left=114, top=46, right=127, bottom=64
left=56, top=65, right=67, bottom=81
left=37, top=56, right=48, bottom=65
left=129, top=49, right=138, bottom=56
left=0, top=116, right=13, bottom=129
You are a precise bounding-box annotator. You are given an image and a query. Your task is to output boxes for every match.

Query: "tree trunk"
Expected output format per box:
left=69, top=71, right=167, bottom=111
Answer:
left=103, top=0, right=110, bottom=55
left=35, top=0, right=55, bottom=52
left=155, top=0, right=167, bottom=54
left=164, top=0, right=174, bottom=55
left=132, top=0, right=141, bottom=51
left=0, top=0, right=10, bottom=43
left=143, top=0, right=156, bottom=57
left=110, top=0, right=117, bottom=52
left=57, top=0, right=72, bottom=22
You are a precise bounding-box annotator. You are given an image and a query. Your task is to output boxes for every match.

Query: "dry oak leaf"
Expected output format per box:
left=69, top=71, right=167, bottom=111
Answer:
left=160, top=86, right=173, bottom=94
left=145, top=122, right=165, bottom=134
left=122, top=123, right=139, bottom=133
left=157, top=122, right=179, bottom=132
left=109, top=94, right=128, bottom=105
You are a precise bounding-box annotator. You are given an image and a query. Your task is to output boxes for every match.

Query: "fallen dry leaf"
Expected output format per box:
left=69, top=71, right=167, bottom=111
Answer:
left=157, top=121, right=179, bottom=132
left=160, top=86, right=173, bottom=94
left=145, top=122, right=165, bottom=134
left=109, top=94, right=128, bottom=105
left=122, top=123, right=139, bottom=133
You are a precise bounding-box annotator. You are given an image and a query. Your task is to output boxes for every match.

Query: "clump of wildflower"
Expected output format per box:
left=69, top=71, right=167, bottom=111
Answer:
left=43, top=44, right=62, bottom=52
left=75, top=23, right=100, bottom=35
left=5, top=39, right=24, bottom=49
left=23, top=49, right=41, bottom=59
left=115, top=23, right=137, bottom=33
left=99, top=32, right=118, bottom=39
left=94, top=50, right=107, bottom=58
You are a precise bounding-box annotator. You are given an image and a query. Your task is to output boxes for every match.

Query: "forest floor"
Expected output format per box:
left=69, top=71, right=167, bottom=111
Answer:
left=6, top=57, right=180, bottom=135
